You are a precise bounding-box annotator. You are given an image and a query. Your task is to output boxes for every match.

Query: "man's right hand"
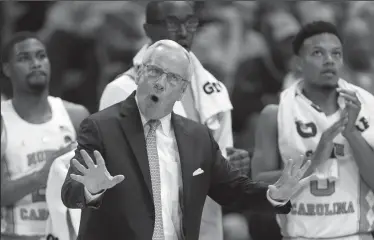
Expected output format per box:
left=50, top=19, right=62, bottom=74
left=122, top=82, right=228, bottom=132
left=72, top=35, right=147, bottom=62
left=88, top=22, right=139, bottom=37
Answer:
left=310, top=110, right=348, bottom=168
left=70, top=150, right=125, bottom=194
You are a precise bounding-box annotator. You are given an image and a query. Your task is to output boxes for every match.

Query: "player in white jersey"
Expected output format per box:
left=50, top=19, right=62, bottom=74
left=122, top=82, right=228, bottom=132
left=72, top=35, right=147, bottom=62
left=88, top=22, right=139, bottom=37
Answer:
left=0, top=32, right=89, bottom=240
left=251, top=21, right=374, bottom=240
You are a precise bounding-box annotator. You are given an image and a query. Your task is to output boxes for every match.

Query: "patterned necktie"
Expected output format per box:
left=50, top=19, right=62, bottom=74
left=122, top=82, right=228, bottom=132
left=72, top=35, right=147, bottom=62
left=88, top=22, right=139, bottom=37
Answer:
left=146, top=119, right=164, bottom=240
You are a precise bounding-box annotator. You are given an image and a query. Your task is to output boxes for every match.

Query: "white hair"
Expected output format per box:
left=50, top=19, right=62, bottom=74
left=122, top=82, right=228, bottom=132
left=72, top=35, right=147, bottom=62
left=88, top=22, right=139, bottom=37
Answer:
left=141, top=40, right=193, bottom=82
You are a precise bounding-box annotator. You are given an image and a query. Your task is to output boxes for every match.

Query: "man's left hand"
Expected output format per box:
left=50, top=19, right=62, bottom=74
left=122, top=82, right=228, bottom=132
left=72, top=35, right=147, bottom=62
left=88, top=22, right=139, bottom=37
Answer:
left=337, top=88, right=361, bottom=136
left=269, top=156, right=317, bottom=202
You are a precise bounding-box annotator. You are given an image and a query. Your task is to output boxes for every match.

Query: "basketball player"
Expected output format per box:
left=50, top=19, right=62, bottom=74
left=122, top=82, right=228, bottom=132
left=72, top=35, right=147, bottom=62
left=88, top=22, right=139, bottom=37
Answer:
left=1, top=32, right=89, bottom=240
left=251, top=21, right=374, bottom=240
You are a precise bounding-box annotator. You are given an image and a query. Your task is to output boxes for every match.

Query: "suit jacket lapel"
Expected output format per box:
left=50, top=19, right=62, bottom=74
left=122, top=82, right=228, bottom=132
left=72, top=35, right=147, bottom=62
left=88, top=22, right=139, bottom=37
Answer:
left=172, top=113, right=196, bottom=233
left=119, top=92, right=153, bottom=198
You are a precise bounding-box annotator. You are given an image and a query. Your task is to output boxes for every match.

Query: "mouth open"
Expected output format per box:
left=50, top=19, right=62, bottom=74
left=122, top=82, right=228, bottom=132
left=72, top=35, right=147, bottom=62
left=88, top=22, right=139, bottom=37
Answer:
left=150, top=95, right=159, bottom=103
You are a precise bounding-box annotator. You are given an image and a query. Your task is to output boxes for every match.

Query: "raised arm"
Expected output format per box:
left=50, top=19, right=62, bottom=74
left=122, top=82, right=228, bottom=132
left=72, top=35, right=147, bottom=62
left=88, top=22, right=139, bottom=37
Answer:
left=61, top=118, right=104, bottom=209
left=251, top=105, right=283, bottom=184
left=206, top=125, right=291, bottom=214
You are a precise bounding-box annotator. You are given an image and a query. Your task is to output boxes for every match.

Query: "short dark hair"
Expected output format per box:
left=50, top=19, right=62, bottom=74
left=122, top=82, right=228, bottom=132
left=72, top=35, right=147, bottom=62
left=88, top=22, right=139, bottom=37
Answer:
left=292, top=21, right=342, bottom=55
left=1, top=31, right=42, bottom=65
left=145, top=1, right=194, bottom=23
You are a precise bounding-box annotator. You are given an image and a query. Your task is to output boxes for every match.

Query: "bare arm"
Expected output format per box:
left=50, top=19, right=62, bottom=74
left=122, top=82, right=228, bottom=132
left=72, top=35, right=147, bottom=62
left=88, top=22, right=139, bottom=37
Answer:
left=252, top=104, right=349, bottom=184
left=1, top=146, right=72, bottom=207
left=64, top=101, right=90, bottom=133
left=1, top=156, right=47, bottom=206
left=251, top=105, right=282, bottom=184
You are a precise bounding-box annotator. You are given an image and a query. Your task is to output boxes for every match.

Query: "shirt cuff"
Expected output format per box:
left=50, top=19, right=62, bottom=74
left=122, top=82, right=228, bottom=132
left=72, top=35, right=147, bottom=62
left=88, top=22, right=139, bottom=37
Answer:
left=84, top=187, right=105, bottom=203
left=266, top=189, right=288, bottom=206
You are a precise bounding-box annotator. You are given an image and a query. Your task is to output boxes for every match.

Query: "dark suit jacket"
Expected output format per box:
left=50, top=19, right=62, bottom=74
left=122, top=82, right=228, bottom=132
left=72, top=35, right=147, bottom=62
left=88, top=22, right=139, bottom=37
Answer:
left=61, top=92, right=291, bottom=240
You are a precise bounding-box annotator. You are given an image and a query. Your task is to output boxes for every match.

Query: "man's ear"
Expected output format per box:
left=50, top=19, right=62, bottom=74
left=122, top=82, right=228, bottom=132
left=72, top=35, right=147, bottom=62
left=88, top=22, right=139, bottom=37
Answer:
left=178, top=82, right=189, bottom=101
left=134, top=66, right=142, bottom=85
left=2, top=64, right=10, bottom=78
left=293, top=55, right=303, bottom=73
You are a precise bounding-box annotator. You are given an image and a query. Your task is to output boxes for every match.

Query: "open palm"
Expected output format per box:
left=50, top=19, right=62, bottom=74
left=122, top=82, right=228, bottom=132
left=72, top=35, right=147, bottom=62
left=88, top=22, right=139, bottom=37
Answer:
left=269, top=156, right=317, bottom=201
left=70, top=150, right=124, bottom=194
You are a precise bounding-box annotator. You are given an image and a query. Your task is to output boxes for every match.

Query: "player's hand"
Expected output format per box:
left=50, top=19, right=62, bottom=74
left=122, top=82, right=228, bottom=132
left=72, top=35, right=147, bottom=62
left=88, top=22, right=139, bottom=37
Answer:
left=70, top=150, right=125, bottom=194
left=41, top=143, right=76, bottom=174
left=269, top=156, right=316, bottom=201
left=313, top=112, right=348, bottom=162
left=337, top=88, right=361, bottom=137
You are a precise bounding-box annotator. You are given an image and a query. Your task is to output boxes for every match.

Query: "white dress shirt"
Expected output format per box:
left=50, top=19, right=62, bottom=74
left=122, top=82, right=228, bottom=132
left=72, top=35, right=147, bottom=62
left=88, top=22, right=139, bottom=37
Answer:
left=85, top=96, right=184, bottom=240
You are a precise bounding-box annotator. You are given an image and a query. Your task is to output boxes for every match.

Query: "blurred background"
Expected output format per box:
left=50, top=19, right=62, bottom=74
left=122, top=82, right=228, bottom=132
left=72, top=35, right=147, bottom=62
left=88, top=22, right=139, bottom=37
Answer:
left=1, top=2, right=374, bottom=239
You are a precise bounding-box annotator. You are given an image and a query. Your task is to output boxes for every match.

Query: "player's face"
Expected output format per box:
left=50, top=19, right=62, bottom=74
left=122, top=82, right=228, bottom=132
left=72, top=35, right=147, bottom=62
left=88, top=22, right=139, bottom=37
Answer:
left=145, top=2, right=198, bottom=51
left=299, top=33, right=343, bottom=89
left=8, top=38, right=50, bottom=93
left=136, top=47, right=190, bottom=120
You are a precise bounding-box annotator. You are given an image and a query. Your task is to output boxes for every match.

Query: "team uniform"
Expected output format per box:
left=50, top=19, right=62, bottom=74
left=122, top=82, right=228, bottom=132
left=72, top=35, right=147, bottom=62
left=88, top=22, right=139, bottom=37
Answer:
left=276, top=80, right=374, bottom=240
left=1, top=97, right=76, bottom=239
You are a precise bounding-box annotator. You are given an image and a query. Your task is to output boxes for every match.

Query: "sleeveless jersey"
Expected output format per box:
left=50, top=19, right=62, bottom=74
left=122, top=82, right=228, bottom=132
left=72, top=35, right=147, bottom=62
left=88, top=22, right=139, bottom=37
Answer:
left=1, top=97, right=76, bottom=237
left=277, top=85, right=374, bottom=240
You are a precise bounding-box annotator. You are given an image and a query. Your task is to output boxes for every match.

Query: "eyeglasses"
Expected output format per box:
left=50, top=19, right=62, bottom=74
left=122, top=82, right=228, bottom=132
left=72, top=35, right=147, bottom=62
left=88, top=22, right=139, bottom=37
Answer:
left=143, top=64, right=188, bottom=87
left=149, top=16, right=199, bottom=32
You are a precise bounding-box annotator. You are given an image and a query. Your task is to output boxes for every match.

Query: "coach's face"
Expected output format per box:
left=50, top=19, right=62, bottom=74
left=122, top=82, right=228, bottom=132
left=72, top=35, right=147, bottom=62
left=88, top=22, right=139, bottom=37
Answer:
left=299, top=33, right=343, bottom=89
left=135, top=45, right=190, bottom=120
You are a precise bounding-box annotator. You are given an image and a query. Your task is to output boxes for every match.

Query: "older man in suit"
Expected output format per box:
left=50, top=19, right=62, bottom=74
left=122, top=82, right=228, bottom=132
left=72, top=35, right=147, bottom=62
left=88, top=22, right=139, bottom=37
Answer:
left=61, top=40, right=314, bottom=240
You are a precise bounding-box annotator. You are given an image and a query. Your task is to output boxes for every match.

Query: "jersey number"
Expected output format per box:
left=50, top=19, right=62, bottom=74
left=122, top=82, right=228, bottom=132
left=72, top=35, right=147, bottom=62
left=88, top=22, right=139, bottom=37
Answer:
left=31, top=188, right=46, bottom=203
left=310, top=180, right=335, bottom=197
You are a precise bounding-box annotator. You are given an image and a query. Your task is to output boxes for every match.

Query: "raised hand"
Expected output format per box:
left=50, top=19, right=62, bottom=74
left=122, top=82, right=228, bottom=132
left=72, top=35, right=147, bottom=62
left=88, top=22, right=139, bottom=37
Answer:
left=269, top=156, right=316, bottom=201
left=70, top=150, right=125, bottom=194
left=311, top=112, right=348, bottom=167
left=337, top=88, right=361, bottom=136
left=41, top=142, right=77, bottom=176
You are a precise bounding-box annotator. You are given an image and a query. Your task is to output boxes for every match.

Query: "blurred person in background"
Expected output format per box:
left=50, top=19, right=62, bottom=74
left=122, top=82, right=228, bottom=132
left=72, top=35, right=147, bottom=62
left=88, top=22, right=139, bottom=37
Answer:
left=94, top=2, right=147, bottom=100
left=99, top=2, right=236, bottom=240
left=294, top=1, right=337, bottom=26
left=38, top=2, right=101, bottom=113
left=192, top=2, right=270, bottom=95
left=231, top=9, right=300, bottom=152
left=38, top=2, right=146, bottom=113
left=252, top=21, right=374, bottom=240
left=342, top=17, right=374, bottom=95
left=1, top=32, right=88, bottom=240
left=192, top=2, right=249, bottom=94
left=232, top=1, right=268, bottom=63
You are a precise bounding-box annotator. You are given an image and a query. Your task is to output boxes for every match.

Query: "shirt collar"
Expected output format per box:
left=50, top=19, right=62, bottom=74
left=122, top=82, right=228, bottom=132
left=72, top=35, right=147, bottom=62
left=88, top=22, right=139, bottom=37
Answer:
left=135, top=94, right=172, bottom=136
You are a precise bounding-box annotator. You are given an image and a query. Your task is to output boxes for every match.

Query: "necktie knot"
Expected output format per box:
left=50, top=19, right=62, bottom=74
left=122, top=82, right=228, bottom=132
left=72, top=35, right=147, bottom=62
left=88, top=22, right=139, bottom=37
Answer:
left=147, top=119, right=161, bottom=132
